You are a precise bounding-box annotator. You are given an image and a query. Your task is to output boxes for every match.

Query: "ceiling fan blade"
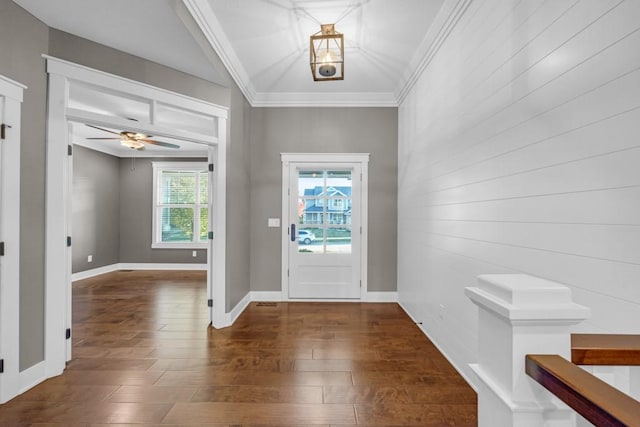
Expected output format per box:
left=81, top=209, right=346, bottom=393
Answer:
left=85, top=124, right=122, bottom=135
left=142, top=139, right=180, bottom=149
left=85, top=137, right=120, bottom=140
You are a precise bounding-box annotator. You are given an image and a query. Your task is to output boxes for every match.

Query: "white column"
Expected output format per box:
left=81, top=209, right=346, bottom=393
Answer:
left=465, top=274, right=590, bottom=427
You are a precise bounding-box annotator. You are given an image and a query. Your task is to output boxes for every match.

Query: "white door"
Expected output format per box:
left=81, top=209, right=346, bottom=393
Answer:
left=286, top=163, right=363, bottom=299
left=0, top=75, right=24, bottom=403
left=0, top=96, right=4, bottom=390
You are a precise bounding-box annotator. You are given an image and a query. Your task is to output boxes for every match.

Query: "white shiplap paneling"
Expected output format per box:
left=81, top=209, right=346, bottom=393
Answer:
left=398, top=0, right=640, bottom=385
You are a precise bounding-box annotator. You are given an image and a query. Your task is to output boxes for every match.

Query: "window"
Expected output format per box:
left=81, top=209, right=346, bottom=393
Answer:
left=152, top=162, right=208, bottom=248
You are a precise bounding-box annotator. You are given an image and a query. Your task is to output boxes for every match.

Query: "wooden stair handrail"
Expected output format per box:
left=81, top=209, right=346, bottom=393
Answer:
left=526, top=354, right=640, bottom=427
left=572, top=334, right=640, bottom=365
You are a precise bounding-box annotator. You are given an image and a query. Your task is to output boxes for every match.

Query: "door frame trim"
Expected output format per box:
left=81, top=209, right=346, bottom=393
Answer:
left=44, top=56, right=228, bottom=381
left=280, top=153, right=369, bottom=300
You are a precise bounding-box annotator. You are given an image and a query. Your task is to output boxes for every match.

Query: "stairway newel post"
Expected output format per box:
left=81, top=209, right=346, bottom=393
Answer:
left=466, top=274, right=590, bottom=427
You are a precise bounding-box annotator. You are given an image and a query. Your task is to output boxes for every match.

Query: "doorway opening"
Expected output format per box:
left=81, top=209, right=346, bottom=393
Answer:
left=44, top=57, right=228, bottom=379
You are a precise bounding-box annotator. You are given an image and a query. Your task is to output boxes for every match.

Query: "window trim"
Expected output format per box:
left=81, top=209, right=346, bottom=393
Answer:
left=152, top=161, right=208, bottom=249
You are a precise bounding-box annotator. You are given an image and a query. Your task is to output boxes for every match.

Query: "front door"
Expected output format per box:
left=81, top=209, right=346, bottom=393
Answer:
left=286, top=162, right=363, bottom=299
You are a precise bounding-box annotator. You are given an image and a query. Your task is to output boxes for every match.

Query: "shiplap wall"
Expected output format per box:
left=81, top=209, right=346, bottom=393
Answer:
left=398, top=0, right=640, bottom=385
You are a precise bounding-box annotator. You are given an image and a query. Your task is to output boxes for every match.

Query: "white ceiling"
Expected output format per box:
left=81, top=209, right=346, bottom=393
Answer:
left=185, top=0, right=446, bottom=106
left=14, top=0, right=448, bottom=107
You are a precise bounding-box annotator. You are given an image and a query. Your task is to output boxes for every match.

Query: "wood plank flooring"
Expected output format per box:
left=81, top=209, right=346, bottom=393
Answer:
left=0, top=270, right=477, bottom=426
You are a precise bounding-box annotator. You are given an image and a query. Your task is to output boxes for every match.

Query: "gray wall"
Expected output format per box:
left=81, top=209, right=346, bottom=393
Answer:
left=72, top=146, right=120, bottom=273
left=225, top=85, right=252, bottom=310
left=119, top=157, right=207, bottom=264
left=249, top=107, right=398, bottom=293
left=48, top=29, right=230, bottom=107
left=0, top=0, right=49, bottom=371
left=71, top=148, right=209, bottom=269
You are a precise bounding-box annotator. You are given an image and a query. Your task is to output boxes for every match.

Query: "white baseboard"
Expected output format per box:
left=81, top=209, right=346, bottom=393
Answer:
left=71, top=263, right=119, bottom=281
left=19, top=361, right=46, bottom=395
left=363, top=291, right=398, bottom=302
left=398, top=301, right=479, bottom=392
left=250, top=291, right=397, bottom=303
left=72, top=263, right=207, bottom=281
left=228, top=292, right=251, bottom=324
left=250, top=291, right=283, bottom=301
left=118, top=263, right=207, bottom=271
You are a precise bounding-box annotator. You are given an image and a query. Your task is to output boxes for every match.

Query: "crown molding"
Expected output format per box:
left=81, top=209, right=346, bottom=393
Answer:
left=395, top=0, right=473, bottom=104
left=182, top=0, right=258, bottom=103
left=252, top=91, right=398, bottom=108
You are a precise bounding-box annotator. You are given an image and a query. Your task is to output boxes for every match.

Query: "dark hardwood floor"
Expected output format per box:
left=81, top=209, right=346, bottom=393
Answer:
left=0, top=270, right=477, bottom=426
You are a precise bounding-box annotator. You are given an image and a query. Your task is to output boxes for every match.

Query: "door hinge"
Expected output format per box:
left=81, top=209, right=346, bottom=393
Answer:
left=0, top=241, right=4, bottom=256
left=0, top=359, right=4, bottom=373
left=287, top=269, right=290, bottom=277
left=360, top=226, right=362, bottom=234
left=68, top=144, right=73, bottom=156
left=207, top=299, right=213, bottom=307
left=360, top=280, right=362, bottom=288
left=208, top=163, right=214, bottom=172
left=65, top=328, right=71, bottom=340
left=208, top=231, right=214, bottom=240
left=0, top=123, right=11, bottom=140
left=66, top=236, right=72, bottom=247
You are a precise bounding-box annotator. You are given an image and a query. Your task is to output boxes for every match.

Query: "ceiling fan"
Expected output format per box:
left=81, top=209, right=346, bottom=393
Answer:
left=85, top=124, right=180, bottom=150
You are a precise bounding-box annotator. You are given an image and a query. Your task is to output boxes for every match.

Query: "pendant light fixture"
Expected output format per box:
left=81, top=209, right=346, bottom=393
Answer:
left=310, top=24, right=344, bottom=81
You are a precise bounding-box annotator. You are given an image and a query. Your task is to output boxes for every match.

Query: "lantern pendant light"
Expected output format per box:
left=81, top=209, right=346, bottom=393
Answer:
left=310, top=24, right=344, bottom=81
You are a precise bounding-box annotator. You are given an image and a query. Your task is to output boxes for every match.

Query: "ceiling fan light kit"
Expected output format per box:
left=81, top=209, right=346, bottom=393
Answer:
left=310, top=24, right=344, bottom=81
left=85, top=124, right=181, bottom=151
left=120, top=138, right=145, bottom=150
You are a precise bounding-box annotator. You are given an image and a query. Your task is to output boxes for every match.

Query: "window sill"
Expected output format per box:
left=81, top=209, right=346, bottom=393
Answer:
left=152, top=243, right=208, bottom=250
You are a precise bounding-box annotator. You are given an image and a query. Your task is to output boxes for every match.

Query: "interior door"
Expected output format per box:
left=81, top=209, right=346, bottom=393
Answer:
left=288, top=164, right=361, bottom=299
left=0, top=82, right=23, bottom=402
left=0, top=96, right=4, bottom=393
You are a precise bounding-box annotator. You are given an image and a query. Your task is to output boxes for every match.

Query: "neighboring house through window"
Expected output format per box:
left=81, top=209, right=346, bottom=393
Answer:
left=303, top=185, right=352, bottom=225
left=152, top=161, right=208, bottom=248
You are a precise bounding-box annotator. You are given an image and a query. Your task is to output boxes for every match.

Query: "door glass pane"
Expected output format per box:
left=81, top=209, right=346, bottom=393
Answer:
left=326, top=227, right=351, bottom=254
left=161, top=207, right=194, bottom=242
left=326, top=170, right=352, bottom=193
left=299, top=198, right=323, bottom=225
left=298, top=170, right=324, bottom=197
left=199, top=207, right=208, bottom=242
left=298, top=227, right=324, bottom=254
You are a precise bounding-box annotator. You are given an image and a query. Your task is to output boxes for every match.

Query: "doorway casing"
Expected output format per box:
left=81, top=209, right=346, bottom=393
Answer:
left=44, top=56, right=228, bottom=380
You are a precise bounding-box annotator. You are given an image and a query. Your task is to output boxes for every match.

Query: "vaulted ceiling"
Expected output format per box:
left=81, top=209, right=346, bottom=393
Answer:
left=14, top=0, right=449, bottom=107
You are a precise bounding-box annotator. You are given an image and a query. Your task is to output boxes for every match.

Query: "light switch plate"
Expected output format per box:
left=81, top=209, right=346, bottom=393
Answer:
left=268, top=218, right=280, bottom=227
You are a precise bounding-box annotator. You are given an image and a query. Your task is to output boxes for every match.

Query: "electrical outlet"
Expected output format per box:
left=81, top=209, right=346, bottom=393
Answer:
left=192, top=250, right=197, bottom=257
left=87, top=255, right=93, bottom=262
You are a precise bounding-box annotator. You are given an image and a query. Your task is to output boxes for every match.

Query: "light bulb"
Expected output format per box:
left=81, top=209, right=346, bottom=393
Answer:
left=121, top=139, right=144, bottom=150
left=318, top=50, right=336, bottom=77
